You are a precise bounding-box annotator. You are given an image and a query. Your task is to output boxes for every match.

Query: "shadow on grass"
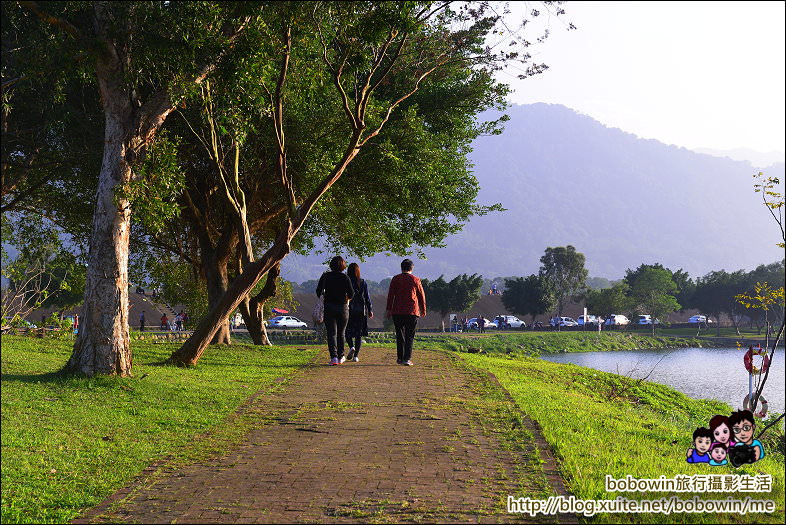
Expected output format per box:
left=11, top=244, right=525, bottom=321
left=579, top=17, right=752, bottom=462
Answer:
left=1, top=370, right=76, bottom=384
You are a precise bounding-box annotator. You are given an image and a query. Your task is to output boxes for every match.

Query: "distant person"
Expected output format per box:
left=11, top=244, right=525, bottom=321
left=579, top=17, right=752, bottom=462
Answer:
left=477, top=315, right=485, bottom=334
left=160, top=313, right=168, bottom=330
left=386, top=259, right=427, bottom=366
left=175, top=312, right=183, bottom=331
left=140, top=311, right=145, bottom=332
left=317, top=256, right=354, bottom=365
left=73, top=314, right=79, bottom=334
left=345, top=263, right=373, bottom=362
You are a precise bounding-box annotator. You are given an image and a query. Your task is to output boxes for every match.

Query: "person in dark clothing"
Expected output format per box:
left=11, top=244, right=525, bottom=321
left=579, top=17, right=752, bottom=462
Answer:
left=345, top=263, right=373, bottom=362
left=140, top=311, right=145, bottom=332
left=385, top=259, right=427, bottom=366
left=316, top=256, right=354, bottom=365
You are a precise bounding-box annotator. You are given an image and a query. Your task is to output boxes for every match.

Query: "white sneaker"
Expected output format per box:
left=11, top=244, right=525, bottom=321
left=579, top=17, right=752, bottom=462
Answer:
left=339, top=356, right=346, bottom=364
left=352, top=357, right=359, bottom=362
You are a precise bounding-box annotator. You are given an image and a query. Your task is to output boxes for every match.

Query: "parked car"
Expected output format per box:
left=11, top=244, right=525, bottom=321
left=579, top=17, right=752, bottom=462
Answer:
left=688, top=315, right=713, bottom=324
left=604, top=315, right=630, bottom=326
left=496, top=315, right=526, bottom=329
left=550, top=316, right=578, bottom=327
left=576, top=315, right=599, bottom=326
left=467, top=317, right=496, bottom=329
left=267, top=315, right=308, bottom=329
left=637, top=315, right=661, bottom=325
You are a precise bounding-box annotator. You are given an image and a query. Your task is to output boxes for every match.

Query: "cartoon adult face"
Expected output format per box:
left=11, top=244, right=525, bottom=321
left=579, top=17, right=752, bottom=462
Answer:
left=710, top=445, right=727, bottom=462
left=732, top=421, right=755, bottom=444
left=729, top=410, right=756, bottom=446
left=713, top=422, right=731, bottom=444
left=694, top=436, right=712, bottom=454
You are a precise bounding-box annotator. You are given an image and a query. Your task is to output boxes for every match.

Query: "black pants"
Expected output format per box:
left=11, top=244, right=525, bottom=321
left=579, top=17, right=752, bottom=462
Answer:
left=324, top=303, right=349, bottom=359
left=393, top=314, right=418, bottom=362
left=347, top=335, right=362, bottom=357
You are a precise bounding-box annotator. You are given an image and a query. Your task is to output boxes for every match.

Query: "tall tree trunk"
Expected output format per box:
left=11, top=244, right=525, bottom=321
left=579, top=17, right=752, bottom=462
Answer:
left=169, top=229, right=292, bottom=365
left=67, top=109, right=133, bottom=375
left=204, top=251, right=231, bottom=345
left=66, top=8, right=133, bottom=376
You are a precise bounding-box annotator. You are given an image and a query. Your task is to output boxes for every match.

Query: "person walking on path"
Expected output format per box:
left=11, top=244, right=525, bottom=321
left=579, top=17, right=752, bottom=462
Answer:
left=477, top=314, right=485, bottom=334
left=385, top=259, right=427, bottom=366
left=345, top=263, right=373, bottom=362
left=317, top=256, right=354, bottom=365
left=140, top=311, right=145, bottom=332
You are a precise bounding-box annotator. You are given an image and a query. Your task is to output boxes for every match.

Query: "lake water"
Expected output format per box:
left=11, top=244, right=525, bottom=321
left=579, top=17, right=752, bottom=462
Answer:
left=539, top=347, right=784, bottom=415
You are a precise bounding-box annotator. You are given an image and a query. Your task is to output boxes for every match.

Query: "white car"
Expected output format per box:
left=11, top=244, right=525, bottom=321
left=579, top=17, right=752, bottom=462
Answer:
left=267, top=315, right=308, bottom=329
left=576, top=315, right=599, bottom=326
left=604, top=315, right=630, bottom=326
left=550, top=316, right=578, bottom=327
left=688, top=315, right=713, bottom=324
left=495, top=315, right=525, bottom=328
left=467, top=317, right=496, bottom=329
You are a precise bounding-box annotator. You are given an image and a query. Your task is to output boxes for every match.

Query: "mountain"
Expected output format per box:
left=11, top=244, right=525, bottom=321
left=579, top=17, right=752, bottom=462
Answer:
left=281, top=103, right=785, bottom=282
left=692, top=147, right=785, bottom=168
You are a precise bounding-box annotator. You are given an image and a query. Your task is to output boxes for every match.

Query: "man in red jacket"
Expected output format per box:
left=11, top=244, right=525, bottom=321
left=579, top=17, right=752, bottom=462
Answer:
left=385, top=259, right=427, bottom=366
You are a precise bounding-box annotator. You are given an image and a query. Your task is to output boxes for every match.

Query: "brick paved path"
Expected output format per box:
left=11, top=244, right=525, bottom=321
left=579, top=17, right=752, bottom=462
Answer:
left=75, top=347, right=573, bottom=524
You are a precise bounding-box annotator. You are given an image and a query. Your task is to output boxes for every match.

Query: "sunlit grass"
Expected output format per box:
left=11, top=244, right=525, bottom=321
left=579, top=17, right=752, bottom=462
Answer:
left=0, top=335, right=317, bottom=524
left=461, top=353, right=785, bottom=524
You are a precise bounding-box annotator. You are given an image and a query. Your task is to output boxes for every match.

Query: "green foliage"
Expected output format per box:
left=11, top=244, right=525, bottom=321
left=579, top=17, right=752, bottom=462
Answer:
left=585, top=282, right=631, bottom=317
left=693, top=269, right=747, bottom=323
left=422, top=273, right=483, bottom=329
left=0, top=335, right=317, bottom=523
left=502, top=274, right=555, bottom=321
left=1, top=215, right=85, bottom=319
left=625, top=265, right=681, bottom=330
left=115, top=132, right=185, bottom=234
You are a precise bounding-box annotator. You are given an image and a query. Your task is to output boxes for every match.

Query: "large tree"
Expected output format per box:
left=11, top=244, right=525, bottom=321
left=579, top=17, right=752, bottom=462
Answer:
left=5, top=1, right=257, bottom=375
left=538, top=245, right=588, bottom=327
left=422, top=274, right=483, bottom=331
left=624, top=265, right=680, bottom=335
left=168, top=1, right=569, bottom=366
left=502, top=274, right=555, bottom=325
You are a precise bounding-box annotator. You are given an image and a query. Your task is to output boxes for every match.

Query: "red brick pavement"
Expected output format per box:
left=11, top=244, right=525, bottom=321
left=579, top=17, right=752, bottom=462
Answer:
left=74, top=347, right=574, bottom=524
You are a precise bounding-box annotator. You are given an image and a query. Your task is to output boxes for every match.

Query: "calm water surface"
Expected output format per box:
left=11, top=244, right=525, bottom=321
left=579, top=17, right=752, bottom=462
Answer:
left=539, top=347, right=784, bottom=414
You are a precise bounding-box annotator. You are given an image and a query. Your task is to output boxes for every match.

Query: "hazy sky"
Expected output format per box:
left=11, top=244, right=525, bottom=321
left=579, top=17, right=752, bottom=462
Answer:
left=497, top=1, right=785, bottom=154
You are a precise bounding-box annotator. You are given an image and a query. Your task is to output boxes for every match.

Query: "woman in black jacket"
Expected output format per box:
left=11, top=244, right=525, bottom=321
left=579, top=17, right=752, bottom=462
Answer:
left=316, top=256, right=354, bottom=365
left=345, top=263, right=373, bottom=362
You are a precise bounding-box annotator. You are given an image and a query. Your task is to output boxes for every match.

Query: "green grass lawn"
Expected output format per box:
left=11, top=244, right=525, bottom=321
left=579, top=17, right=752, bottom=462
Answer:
left=461, top=352, right=785, bottom=523
left=0, top=335, right=317, bottom=524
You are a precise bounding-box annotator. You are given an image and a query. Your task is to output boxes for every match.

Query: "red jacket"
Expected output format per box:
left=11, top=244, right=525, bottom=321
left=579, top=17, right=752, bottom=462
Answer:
left=386, top=273, right=427, bottom=317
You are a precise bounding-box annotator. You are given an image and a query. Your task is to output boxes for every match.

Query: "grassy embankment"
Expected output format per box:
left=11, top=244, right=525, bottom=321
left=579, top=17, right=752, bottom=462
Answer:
left=0, top=335, right=317, bottom=524
left=412, top=331, right=717, bottom=355
left=460, top=351, right=785, bottom=524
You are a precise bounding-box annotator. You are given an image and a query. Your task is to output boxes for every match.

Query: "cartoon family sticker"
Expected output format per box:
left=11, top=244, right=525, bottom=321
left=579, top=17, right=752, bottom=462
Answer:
left=686, top=410, right=765, bottom=467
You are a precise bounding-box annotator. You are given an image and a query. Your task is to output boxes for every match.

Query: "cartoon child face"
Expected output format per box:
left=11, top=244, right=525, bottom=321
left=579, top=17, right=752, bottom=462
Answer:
left=710, top=445, right=727, bottom=462
left=713, top=423, right=731, bottom=444
left=694, top=436, right=712, bottom=454
left=732, top=421, right=755, bottom=445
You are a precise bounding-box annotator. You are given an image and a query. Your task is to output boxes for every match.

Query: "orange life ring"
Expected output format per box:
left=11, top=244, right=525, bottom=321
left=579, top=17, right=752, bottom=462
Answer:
left=744, top=345, right=770, bottom=375
left=743, top=394, right=769, bottom=418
